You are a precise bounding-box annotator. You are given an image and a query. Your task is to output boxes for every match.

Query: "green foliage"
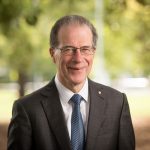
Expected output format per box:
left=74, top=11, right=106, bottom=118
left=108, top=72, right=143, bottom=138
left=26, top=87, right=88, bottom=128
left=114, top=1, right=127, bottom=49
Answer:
left=0, top=0, right=149, bottom=84
left=0, top=0, right=44, bottom=83
left=8, top=31, right=33, bottom=72
left=136, top=0, right=150, bottom=5
left=104, top=0, right=150, bottom=78
left=0, top=0, right=96, bottom=83
left=0, top=0, right=24, bottom=24
left=0, top=0, right=41, bottom=34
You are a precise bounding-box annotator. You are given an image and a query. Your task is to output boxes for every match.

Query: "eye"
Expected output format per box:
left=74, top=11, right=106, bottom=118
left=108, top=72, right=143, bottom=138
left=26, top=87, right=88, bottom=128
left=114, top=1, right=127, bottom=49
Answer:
left=83, top=48, right=90, bottom=51
left=60, top=46, right=76, bottom=55
left=81, top=47, right=91, bottom=52
left=62, top=46, right=74, bottom=52
left=80, top=46, right=95, bottom=55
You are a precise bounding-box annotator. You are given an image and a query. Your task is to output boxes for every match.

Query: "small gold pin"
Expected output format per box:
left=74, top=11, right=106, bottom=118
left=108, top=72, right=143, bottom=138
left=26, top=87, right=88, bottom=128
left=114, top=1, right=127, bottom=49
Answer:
left=98, top=91, right=102, bottom=95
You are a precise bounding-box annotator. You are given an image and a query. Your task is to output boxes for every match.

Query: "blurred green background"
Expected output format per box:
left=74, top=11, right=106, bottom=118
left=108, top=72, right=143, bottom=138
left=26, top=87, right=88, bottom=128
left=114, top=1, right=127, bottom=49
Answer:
left=0, top=0, right=150, bottom=150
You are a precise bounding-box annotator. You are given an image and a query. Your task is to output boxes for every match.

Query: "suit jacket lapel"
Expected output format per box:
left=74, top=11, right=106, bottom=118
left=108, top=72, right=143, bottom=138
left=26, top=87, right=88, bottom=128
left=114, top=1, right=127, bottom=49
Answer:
left=86, top=80, right=106, bottom=150
left=39, top=78, right=106, bottom=150
left=40, top=79, right=71, bottom=150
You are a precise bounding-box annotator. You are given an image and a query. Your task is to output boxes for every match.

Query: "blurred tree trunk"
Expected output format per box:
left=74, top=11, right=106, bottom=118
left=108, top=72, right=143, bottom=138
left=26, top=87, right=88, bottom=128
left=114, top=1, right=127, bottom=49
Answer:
left=18, top=70, right=27, bottom=97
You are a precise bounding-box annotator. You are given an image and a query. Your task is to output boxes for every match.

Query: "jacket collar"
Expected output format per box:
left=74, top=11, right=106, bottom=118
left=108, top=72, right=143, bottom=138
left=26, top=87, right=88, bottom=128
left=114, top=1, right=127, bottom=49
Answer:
left=40, top=78, right=71, bottom=150
left=85, top=79, right=106, bottom=150
left=40, top=78, right=106, bottom=150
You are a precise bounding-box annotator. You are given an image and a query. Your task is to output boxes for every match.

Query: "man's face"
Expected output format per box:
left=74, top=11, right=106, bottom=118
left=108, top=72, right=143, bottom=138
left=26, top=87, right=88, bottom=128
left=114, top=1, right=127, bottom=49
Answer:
left=50, top=24, right=95, bottom=91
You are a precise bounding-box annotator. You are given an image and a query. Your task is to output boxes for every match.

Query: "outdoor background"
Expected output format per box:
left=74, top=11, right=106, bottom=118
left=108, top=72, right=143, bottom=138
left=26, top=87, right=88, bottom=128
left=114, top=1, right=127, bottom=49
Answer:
left=0, top=0, right=150, bottom=150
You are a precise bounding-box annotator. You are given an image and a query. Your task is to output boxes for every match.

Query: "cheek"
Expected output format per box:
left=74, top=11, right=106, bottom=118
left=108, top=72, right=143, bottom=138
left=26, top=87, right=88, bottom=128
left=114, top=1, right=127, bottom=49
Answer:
left=86, top=56, right=94, bottom=66
left=56, top=56, right=69, bottom=71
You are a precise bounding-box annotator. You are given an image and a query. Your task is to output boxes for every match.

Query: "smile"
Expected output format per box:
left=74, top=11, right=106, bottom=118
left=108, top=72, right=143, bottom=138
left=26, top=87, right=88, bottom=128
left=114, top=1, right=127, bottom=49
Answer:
left=68, top=66, right=85, bottom=70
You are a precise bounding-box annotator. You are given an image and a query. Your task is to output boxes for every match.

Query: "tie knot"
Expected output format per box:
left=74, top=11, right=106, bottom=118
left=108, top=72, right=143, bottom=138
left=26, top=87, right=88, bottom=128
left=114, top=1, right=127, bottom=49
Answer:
left=71, top=94, right=82, bottom=105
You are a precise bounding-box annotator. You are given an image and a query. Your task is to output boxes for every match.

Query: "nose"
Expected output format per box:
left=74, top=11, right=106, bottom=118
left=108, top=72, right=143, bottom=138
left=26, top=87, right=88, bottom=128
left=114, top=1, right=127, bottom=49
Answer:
left=72, top=48, right=82, bottom=62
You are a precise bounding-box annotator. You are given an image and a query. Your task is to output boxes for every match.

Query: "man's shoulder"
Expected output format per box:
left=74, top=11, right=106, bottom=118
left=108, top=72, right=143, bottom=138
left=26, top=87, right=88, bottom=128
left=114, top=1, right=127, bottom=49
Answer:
left=15, top=79, right=56, bottom=105
left=88, top=79, right=123, bottom=95
left=88, top=79, right=126, bottom=106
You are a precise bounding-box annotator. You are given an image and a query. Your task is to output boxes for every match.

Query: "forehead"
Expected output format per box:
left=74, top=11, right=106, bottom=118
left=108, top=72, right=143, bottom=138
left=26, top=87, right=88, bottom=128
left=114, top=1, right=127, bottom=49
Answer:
left=58, top=24, right=93, bottom=45
left=59, top=23, right=91, bottom=33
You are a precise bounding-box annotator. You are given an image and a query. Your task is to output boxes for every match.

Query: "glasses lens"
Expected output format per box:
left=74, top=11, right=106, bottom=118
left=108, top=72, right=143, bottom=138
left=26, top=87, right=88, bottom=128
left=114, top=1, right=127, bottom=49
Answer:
left=80, top=46, right=94, bottom=55
left=61, top=46, right=74, bottom=55
left=58, top=46, right=95, bottom=55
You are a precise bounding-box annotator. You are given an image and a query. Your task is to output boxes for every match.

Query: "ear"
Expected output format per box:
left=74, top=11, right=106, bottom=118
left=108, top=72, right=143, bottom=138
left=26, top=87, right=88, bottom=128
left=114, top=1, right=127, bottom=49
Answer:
left=49, top=48, right=56, bottom=63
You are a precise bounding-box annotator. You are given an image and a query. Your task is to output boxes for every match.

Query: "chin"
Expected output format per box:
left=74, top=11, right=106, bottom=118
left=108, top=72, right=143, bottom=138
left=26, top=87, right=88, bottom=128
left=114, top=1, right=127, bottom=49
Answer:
left=70, top=76, right=86, bottom=85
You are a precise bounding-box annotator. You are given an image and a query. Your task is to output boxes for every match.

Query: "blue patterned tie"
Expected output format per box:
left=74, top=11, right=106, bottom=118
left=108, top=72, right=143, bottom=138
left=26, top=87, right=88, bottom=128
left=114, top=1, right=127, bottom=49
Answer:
left=70, top=94, right=85, bottom=150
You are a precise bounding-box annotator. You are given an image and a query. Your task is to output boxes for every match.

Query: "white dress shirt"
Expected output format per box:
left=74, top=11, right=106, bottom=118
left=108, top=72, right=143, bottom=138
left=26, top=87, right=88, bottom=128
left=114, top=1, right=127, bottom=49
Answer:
left=55, top=75, right=89, bottom=139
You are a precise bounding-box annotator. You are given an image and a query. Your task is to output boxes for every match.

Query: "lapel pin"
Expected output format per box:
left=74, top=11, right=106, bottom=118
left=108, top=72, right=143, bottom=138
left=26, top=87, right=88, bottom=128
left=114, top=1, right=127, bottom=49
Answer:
left=98, top=91, right=102, bottom=95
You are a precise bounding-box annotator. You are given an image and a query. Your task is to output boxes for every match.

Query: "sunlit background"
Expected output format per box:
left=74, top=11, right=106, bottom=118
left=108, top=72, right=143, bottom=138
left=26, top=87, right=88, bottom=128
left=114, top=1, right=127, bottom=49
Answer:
left=0, top=0, right=150, bottom=150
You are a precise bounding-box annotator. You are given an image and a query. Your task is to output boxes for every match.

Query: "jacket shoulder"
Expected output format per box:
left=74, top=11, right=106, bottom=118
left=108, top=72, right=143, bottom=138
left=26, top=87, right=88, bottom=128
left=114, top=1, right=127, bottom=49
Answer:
left=15, top=79, right=56, bottom=105
left=88, top=79, right=123, bottom=95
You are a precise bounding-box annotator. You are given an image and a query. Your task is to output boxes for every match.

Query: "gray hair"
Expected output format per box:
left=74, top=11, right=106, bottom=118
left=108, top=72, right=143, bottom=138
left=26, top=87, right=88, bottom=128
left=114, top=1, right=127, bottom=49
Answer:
left=50, top=15, right=98, bottom=48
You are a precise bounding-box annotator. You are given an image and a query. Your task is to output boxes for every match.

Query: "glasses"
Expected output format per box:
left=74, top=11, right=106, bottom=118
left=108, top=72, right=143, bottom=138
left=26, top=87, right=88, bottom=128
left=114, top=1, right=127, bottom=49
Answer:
left=56, top=46, right=95, bottom=56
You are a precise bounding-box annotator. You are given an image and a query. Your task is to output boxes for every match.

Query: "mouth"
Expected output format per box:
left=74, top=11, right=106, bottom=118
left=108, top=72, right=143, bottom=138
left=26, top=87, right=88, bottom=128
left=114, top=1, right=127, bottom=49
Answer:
left=68, top=66, right=85, bottom=70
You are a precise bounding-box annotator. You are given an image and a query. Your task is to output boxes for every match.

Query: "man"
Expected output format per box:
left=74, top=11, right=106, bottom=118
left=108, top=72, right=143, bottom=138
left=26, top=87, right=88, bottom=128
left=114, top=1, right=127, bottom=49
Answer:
left=7, top=15, right=135, bottom=150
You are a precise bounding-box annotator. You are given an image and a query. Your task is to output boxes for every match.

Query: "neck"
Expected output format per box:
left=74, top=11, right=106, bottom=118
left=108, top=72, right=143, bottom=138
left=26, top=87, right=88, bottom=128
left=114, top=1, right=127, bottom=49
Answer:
left=67, top=83, right=84, bottom=93
left=58, top=77, right=86, bottom=93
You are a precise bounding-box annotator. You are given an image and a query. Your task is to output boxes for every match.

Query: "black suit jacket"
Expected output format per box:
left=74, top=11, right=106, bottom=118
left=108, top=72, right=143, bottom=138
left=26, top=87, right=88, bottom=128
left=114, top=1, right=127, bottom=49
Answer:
left=7, top=79, right=135, bottom=150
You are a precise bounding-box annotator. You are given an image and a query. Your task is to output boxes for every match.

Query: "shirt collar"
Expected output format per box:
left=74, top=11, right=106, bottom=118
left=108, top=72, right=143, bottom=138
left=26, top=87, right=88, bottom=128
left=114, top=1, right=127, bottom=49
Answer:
left=54, top=74, right=88, bottom=104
